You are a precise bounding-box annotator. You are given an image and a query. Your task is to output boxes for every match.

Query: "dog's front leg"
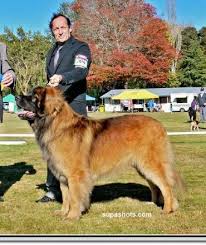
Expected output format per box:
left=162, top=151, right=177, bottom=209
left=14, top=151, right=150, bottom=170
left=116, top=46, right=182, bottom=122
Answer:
left=54, top=181, right=70, bottom=217
left=65, top=175, right=82, bottom=220
left=65, top=169, right=92, bottom=220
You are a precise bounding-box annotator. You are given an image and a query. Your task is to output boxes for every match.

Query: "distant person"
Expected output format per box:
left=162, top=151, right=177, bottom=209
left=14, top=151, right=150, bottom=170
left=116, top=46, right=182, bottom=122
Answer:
left=128, top=100, right=133, bottom=112
left=0, top=42, right=16, bottom=123
left=147, top=99, right=154, bottom=112
left=121, top=100, right=129, bottom=112
left=188, top=96, right=198, bottom=121
left=197, top=87, right=206, bottom=122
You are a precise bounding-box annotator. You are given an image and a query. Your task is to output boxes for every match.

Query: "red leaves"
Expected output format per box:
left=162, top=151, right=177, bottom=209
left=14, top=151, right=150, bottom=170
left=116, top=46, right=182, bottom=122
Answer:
left=70, top=0, right=176, bottom=87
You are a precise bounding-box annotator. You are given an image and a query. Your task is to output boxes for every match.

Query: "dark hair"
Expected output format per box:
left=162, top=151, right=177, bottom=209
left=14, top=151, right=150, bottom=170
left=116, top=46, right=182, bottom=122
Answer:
left=49, top=13, right=71, bottom=31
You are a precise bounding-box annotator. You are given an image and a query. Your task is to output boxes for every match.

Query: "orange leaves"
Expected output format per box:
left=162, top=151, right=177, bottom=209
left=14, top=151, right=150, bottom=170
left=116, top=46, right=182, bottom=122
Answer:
left=69, top=0, right=176, bottom=87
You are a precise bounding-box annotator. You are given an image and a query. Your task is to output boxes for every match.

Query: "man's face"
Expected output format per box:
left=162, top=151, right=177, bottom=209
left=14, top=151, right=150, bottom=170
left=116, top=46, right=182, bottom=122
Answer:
left=52, top=16, right=72, bottom=43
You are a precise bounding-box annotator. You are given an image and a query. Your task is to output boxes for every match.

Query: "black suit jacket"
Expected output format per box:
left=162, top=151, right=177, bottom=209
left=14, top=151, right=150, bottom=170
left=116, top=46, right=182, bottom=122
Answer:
left=46, top=36, right=91, bottom=115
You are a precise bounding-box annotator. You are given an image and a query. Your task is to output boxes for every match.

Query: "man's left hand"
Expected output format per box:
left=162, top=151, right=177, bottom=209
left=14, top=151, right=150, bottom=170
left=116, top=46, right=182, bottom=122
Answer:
left=2, top=72, right=14, bottom=87
left=48, top=74, right=63, bottom=87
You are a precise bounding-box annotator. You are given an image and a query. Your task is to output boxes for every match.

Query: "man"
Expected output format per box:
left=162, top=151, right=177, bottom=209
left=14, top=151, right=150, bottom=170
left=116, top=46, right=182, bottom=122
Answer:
left=0, top=42, right=16, bottom=123
left=0, top=42, right=16, bottom=202
left=197, top=87, right=206, bottom=122
left=18, top=13, right=91, bottom=202
left=37, top=13, right=92, bottom=202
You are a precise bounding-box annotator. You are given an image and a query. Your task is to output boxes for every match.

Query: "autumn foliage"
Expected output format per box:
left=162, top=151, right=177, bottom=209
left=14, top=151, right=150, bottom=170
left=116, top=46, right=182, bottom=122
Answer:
left=67, top=0, right=176, bottom=87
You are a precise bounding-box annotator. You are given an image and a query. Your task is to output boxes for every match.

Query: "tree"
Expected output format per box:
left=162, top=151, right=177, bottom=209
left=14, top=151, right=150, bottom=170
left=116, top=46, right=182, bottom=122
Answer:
left=59, top=0, right=176, bottom=89
left=199, top=27, right=206, bottom=54
left=166, top=0, right=182, bottom=74
left=178, top=38, right=206, bottom=87
left=176, top=26, right=206, bottom=87
left=0, top=27, right=52, bottom=94
left=181, top=27, right=199, bottom=52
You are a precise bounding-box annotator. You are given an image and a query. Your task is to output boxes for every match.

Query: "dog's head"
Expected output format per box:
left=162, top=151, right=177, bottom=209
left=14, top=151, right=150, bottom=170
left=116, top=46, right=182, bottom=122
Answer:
left=192, top=120, right=199, bottom=125
left=16, top=86, right=64, bottom=117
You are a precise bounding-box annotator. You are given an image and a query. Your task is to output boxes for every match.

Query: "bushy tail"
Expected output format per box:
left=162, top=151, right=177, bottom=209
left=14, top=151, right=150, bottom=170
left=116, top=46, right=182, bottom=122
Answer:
left=165, top=139, right=186, bottom=192
left=173, top=170, right=186, bottom=193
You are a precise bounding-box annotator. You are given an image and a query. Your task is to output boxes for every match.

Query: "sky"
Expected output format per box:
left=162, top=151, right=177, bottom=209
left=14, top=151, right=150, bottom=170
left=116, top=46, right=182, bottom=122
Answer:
left=146, top=0, right=206, bottom=30
left=0, top=0, right=66, bottom=34
left=0, top=0, right=206, bottom=35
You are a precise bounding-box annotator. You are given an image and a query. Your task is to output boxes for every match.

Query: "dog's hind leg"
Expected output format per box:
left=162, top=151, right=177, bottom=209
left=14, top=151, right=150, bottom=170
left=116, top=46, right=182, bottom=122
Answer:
left=133, top=166, right=162, bottom=205
left=152, top=170, right=178, bottom=213
left=135, top=162, right=177, bottom=213
left=146, top=180, right=163, bottom=206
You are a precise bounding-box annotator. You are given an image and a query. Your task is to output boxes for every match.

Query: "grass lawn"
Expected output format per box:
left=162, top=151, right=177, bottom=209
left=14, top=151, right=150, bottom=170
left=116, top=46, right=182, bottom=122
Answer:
left=0, top=111, right=206, bottom=236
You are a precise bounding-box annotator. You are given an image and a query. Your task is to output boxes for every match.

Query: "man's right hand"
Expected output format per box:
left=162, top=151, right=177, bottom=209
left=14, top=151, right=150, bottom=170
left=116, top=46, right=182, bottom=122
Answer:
left=17, top=111, right=36, bottom=120
left=48, top=74, right=63, bottom=87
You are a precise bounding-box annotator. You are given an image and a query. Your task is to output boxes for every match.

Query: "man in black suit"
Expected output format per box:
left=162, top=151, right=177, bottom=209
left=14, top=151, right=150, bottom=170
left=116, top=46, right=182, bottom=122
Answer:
left=36, top=13, right=92, bottom=202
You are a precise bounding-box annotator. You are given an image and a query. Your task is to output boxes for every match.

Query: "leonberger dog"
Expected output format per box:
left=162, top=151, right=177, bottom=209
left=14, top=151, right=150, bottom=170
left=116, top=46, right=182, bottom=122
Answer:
left=16, top=86, right=183, bottom=220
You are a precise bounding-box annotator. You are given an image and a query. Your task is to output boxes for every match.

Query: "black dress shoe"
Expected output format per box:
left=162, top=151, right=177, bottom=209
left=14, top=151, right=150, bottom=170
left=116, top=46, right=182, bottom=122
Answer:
left=36, top=195, right=55, bottom=203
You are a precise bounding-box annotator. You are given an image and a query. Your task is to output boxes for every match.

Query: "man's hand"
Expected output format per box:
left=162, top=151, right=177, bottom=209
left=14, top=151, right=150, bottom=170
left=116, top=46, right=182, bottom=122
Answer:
left=48, top=74, right=63, bottom=87
left=2, top=72, right=14, bottom=87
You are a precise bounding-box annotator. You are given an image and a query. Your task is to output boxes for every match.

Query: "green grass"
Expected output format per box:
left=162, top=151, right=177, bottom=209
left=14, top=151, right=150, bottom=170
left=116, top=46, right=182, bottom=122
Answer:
left=0, top=111, right=206, bottom=235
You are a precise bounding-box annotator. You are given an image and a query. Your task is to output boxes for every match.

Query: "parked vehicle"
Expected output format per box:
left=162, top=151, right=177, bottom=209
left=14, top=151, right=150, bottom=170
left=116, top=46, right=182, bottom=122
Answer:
left=170, top=93, right=197, bottom=112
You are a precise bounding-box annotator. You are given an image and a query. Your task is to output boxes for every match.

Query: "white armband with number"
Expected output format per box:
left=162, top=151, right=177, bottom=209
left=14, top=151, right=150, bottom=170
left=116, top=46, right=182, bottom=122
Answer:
left=74, top=54, right=88, bottom=68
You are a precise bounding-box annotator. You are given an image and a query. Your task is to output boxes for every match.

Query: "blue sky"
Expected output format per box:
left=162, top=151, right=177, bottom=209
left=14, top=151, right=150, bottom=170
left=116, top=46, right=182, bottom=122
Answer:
left=146, top=0, right=206, bottom=30
left=0, top=0, right=206, bottom=34
left=0, top=0, right=66, bottom=34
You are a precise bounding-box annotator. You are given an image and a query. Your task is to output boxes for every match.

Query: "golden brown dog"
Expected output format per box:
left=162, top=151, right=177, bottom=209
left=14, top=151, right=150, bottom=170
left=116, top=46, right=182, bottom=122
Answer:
left=16, top=86, right=183, bottom=220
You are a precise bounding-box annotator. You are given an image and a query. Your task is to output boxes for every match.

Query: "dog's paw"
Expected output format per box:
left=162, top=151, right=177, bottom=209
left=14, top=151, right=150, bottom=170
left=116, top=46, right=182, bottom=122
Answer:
left=54, top=209, right=68, bottom=217
left=64, top=210, right=81, bottom=220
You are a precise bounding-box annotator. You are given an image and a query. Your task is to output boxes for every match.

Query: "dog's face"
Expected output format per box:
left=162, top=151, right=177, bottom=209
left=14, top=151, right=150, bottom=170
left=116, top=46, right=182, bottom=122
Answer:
left=16, top=86, right=64, bottom=117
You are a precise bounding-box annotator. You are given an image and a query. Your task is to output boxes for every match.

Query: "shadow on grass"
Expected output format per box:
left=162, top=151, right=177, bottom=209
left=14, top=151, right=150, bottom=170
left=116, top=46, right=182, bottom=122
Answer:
left=0, top=162, right=36, bottom=197
left=36, top=182, right=151, bottom=204
left=91, top=183, right=151, bottom=203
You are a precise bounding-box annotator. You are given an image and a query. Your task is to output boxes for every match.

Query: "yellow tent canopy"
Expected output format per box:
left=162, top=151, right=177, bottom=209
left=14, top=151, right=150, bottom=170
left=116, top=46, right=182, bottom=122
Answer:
left=112, top=89, right=159, bottom=100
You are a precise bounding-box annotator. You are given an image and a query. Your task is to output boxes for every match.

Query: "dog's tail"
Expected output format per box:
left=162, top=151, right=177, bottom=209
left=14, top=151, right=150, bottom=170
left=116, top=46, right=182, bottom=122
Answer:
left=173, top=170, right=186, bottom=193
left=166, top=140, right=186, bottom=192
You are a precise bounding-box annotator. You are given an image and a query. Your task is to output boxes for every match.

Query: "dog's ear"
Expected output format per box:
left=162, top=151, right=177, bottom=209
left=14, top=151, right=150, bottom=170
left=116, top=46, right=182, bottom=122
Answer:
left=32, top=87, right=46, bottom=116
